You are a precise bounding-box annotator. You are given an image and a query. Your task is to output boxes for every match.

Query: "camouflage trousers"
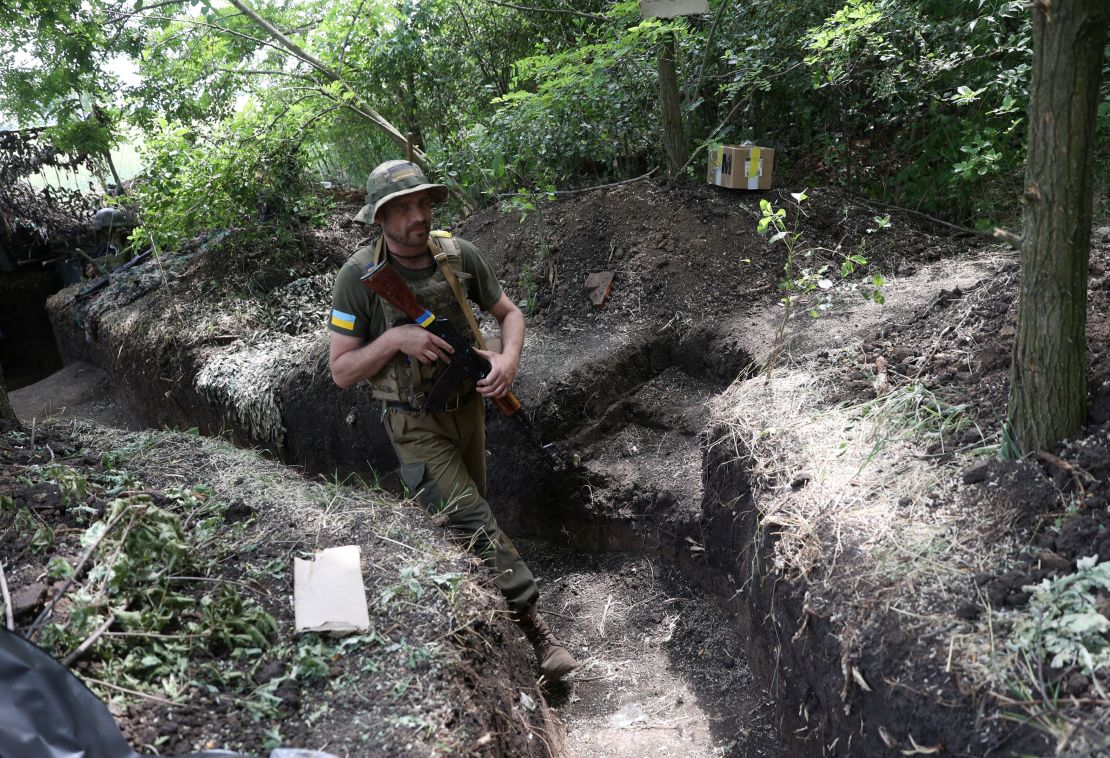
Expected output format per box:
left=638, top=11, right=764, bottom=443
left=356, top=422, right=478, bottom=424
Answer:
left=383, top=395, right=539, bottom=613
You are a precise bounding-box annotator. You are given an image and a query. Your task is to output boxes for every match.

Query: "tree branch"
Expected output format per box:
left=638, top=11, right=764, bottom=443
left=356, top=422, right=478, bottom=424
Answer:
left=338, top=0, right=369, bottom=65
left=135, top=0, right=190, bottom=12
left=111, top=10, right=290, bottom=60
left=865, top=197, right=1001, bottom=239
left=685, top=0, right=729, bottom=107
left=480, top=0, right=606, bottom=22
left=215, top=67, right=318, bottom=80
left=61, top=614, right=115, bottom=667
left=223, top=0, right=447, bottom=180
left=453, top=1, right=503, bottom=96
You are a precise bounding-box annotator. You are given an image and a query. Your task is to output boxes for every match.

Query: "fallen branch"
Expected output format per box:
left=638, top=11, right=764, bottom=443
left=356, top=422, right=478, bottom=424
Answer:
left=992, top=691, right=1110, bottom=708
left=597, top=594, right=614, bottom=638
left=552, top=169, right=658, bottom=197
left=864, top=197, right=1006, bottom=240
left=993, top=227, right=1022, bottom=249
left=61, top=614, right=115, bottom=667
left=496, top=169, right=658, bottom=200
left=0, top=558, right=13, bottom=631
left=82, top=675, right=197, bottom=709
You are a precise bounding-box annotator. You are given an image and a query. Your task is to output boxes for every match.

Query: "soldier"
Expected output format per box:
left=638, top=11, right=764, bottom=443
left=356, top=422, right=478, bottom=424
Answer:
left=327, top=160, right=578, bottom=683
left=86, top=207, right=130, bottom=276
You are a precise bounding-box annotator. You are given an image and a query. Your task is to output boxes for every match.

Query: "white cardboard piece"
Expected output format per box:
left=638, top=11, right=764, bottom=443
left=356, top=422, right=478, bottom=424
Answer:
left=294, top=545, right=371, bottom=635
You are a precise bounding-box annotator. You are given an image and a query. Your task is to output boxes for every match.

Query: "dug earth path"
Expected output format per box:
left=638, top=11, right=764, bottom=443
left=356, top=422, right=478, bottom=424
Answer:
left=522, top=539, right=782, bottom=757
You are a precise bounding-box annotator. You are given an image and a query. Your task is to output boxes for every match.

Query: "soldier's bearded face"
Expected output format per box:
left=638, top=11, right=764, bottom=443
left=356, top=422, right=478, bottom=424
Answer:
left=378, top=190, right=434, bottom=252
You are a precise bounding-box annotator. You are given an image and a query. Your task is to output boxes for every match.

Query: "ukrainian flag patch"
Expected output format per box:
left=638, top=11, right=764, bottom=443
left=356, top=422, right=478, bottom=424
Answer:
left=330, top=308, right=356, bottom=330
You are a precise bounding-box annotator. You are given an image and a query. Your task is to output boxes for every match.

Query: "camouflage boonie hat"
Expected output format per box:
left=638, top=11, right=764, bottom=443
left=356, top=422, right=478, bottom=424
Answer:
left=354, top=160, right=448, bottom=225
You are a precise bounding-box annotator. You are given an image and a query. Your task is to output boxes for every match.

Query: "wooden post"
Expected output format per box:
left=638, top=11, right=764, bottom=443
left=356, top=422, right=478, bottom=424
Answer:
left=658, top=31, right=688, bottom=176
left=640, top=2, right=706, bottom=177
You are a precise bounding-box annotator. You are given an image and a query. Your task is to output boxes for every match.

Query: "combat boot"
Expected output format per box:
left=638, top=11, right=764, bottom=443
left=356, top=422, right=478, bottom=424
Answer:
left=512, top=606, right=579, bottom=682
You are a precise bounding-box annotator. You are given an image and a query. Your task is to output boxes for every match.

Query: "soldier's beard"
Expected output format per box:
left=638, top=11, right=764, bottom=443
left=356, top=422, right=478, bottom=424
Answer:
left=385, top=223, right=429, bottom=254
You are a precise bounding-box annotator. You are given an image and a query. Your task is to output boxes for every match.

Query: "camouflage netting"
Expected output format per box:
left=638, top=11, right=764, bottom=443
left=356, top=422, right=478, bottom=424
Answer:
left=194, top=332, right=325, bottom=448
left=0, top=128, right=97, bottom=254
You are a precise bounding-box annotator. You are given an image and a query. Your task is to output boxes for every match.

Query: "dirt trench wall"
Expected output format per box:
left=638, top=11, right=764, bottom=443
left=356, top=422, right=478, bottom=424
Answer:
left=698, top=430, right=1048, bottom=757
left=44, top=266, right=1016, bottom=757
left=47, top=286, right=399, bottom=482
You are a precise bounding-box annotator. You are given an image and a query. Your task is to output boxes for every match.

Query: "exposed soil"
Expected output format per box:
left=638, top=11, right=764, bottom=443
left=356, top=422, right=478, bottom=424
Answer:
left=0, top=420, right=552, bottom=757
left=6, top=179, right=1110, bottom=756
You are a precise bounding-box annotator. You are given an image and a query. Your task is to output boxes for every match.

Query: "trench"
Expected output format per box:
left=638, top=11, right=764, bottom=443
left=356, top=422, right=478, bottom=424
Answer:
left=478, top=327, right=787, bottom=756
left=35, top=282, right=813, bottom=756
left=0, top=267, right=65, bottom=390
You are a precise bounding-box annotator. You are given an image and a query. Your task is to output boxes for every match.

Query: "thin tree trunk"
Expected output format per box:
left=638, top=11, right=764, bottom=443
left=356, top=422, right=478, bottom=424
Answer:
left=0, top=364, right=21, bottom=430
left=1005, top=0, right=1108, bottom=455
left=658, top=32, right=688, bottom=177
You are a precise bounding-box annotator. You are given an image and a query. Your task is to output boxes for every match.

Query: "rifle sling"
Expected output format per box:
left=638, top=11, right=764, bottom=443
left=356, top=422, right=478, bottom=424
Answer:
left=430, top=236, right=488, bottom=351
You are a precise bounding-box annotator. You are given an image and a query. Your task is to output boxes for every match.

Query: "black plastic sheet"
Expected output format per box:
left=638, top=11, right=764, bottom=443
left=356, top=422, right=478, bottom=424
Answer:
left=0, top=628, right=254, bottom=758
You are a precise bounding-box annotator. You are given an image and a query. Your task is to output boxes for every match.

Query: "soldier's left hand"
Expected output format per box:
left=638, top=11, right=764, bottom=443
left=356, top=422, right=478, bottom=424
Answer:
left=475, top=348, right=518, bottom=398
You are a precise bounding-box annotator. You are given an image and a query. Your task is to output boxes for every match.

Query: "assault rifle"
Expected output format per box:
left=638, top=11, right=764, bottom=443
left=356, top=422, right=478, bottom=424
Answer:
left=361, top=260, right=562, bottom=471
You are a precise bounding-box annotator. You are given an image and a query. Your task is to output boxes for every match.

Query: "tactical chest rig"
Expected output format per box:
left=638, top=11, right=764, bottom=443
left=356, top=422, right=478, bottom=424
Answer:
left=361, top=231, right=483, bottom=409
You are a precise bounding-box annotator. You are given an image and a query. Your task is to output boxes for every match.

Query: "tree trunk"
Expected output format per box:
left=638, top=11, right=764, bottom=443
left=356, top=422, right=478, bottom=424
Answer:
left=0, top=363, right=21, bottom=431
left=658, top=33, right=689, bottom=177
left=1006, top=0, right=1108, bottom=455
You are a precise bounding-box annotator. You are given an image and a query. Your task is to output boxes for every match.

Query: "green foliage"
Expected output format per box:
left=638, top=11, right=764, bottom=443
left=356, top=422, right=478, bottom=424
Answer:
left=131, top=109, right=325, bottom=251
left=758, top=192, right=885, bottom=317
left=0, top=1, right=142, bottom=158
left=32, top=470, right=276, bottom=701
left=464, top=17, right=665, bottom=192
left=713, top=0, right=1036, bottom=222
left=379, top=563, right=425, bottom=608
left=1014, top=556, right=1110, bottom=675
left=5, top=0, right=1099, bottom=239
left=758, top=191, right=887, bottom=376
left=5, top=503, right=55, bottom=553
left=501, top=187, right=557, bottom=313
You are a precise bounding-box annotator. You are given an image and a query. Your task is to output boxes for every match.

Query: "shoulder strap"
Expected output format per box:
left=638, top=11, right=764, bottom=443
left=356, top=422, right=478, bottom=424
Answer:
left=429, top=231, right=487, bottom=350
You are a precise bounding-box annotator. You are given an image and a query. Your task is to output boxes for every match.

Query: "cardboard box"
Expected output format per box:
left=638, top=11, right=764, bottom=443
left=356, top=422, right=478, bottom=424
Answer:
left=639, top=0, right=709, bottom=18
left=708, top=145, right=775, bottom=190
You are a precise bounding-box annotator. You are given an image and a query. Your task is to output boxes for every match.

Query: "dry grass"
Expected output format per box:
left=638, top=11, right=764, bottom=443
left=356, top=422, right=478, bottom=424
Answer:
left=706, top=355, right=1024, bottom=710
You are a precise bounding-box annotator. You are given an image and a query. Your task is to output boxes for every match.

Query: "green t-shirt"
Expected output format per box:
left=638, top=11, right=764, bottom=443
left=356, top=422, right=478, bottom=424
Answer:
left=328, top=236, right=503, bottom=340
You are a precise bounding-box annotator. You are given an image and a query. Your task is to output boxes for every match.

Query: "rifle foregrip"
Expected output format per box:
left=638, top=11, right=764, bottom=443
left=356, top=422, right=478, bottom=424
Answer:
left=493, top=393, right=522, bottom=416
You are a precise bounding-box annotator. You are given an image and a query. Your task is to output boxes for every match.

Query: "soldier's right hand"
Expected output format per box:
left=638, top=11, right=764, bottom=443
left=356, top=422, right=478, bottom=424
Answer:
left=391, top=324, right=454, bottom=365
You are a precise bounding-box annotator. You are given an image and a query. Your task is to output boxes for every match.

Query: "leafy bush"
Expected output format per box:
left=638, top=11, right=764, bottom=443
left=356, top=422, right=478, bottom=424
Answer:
left=461, top=15, right=664, bottom=193
left=131, top=109, right=326, bottom=252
